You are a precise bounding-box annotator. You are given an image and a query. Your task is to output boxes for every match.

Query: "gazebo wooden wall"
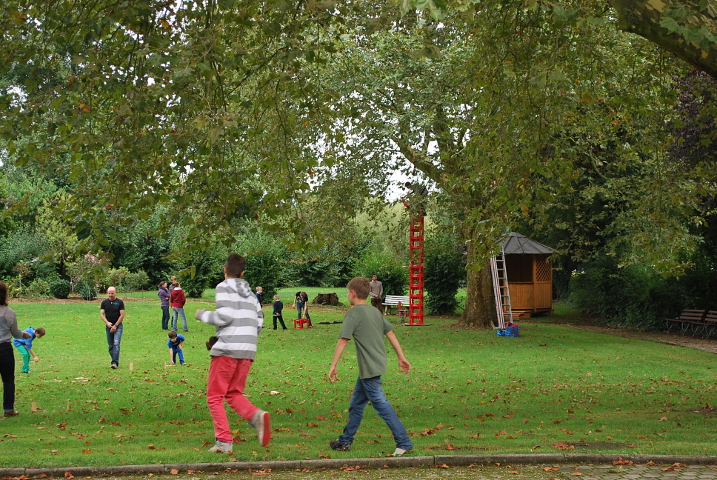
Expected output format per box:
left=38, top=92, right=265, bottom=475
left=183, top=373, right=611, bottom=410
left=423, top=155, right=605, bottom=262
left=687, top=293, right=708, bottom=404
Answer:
left=505, top=253, right=553, bottom=317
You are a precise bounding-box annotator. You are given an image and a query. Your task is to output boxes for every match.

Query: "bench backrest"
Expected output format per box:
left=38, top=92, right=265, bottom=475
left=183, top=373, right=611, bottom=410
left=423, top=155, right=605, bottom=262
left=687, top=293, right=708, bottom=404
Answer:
left=680, top=309, right=707, bottom=321
left=384, top=295, right=409, bottom=305
left=704, top=311, right=717, bottom=322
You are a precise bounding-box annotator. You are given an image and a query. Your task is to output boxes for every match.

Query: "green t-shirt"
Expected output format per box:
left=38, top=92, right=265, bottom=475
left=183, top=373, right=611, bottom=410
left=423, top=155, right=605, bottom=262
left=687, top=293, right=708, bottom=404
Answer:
left=339, top=304, right=394, bottom=379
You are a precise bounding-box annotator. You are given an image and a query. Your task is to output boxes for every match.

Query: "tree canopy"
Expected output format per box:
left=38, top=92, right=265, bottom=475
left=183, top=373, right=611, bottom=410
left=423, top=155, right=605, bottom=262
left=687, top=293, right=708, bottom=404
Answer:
left=2, top=0, right=716, bottom=326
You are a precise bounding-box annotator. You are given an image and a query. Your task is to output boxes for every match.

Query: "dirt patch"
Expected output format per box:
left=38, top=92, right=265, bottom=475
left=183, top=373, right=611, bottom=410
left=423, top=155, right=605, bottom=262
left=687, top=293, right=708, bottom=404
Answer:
left=425, top=445, right=491, bottom=451
left=569, top=324, right=717, bottom=355
left=684, top=404, right=716, bottom=418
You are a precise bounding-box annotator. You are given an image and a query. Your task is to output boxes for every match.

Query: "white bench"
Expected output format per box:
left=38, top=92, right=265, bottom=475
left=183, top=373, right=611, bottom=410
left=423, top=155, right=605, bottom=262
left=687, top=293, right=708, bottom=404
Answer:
left=383, top=295, right=409, bottom=315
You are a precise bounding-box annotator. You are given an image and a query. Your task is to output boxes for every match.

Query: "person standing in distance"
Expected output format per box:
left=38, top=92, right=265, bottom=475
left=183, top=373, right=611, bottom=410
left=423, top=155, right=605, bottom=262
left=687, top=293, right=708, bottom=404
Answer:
left=100, top=287, right=125, bottom=369
left=369, top=274, right=384, bottom=313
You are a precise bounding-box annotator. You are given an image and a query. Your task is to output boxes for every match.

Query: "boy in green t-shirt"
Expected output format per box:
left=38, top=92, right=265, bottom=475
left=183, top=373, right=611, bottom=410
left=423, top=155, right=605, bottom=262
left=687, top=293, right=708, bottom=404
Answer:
left=327, top=277, right=413, bottom=457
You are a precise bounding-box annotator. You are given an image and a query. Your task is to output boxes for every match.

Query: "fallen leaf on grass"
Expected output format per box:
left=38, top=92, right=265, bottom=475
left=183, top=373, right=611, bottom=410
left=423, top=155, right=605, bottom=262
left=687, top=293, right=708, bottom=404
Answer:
left=64, top=473, right=74, bottom=479
left=169, top=469, right=179, bottom=475
left=571, top=473, right=582, bottom=476
left=81, top=449, right=91, bottom=454
left=4, top=434, right=17, bottom=438
left=613, top=457, right=633, bottom=466
left=543, top=467, right=560, bottom=471
left=148, top=445, right=156, bottom=449
left=436, top=464, right=449, bottom=469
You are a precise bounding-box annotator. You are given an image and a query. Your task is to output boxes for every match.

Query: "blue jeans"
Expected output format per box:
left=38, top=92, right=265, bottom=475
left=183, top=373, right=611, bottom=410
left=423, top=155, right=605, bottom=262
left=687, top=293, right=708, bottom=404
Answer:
left=170, top=346, right=185, bottom=365
left=161, top=306, right=170, bottom=330
left=105, top=323, right=123, bottom=366
left=339, top=376, right=413, bottom=450
left=172, top=307, right=188, bottom=331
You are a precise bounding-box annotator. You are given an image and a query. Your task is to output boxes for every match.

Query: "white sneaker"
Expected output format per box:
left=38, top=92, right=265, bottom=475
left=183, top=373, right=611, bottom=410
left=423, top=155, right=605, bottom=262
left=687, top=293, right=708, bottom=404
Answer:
left=252, top=410, right=271, bottom=447
left=208, top=440, right=233, bottom=453
left=392, top=448, right=408, bottom=457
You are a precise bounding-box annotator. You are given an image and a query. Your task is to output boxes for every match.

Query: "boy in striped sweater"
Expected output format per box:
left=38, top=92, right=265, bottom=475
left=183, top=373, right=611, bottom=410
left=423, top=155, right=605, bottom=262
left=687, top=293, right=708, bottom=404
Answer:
left=195, top=253, right=270, bottom=453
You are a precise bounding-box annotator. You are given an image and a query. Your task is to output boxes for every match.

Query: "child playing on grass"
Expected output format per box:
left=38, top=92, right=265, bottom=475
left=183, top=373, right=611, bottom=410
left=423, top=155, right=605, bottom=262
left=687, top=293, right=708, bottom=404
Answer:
left=327, top=277, right=413, bottom=457
left=272, top=294, right=287, bottom=330
left=167, top=331, right=186, bottom=366
left=255, top=286, right=263, bottom=305
left=195, top=253, right=271, bottom=453
left=13, top=327, right=45, bottom=374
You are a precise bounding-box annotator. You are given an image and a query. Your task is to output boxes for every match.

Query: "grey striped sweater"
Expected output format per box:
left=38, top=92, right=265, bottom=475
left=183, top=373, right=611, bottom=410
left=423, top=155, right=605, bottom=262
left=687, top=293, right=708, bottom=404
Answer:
left=195, top=277, right=264, bottom=360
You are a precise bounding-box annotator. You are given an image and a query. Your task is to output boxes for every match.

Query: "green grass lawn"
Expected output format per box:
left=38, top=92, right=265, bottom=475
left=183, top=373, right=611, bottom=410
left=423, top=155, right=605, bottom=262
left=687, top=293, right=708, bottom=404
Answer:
left=1, top=295, right=715, bottom=468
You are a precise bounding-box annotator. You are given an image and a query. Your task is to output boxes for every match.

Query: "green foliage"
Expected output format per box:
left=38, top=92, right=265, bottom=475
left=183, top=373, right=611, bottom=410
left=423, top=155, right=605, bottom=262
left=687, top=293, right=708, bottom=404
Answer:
left=424, top=235, right=464, bottom=315
left=0, top=228, right=46, bottom=278
left=49, top=279, right=71, bottom=299
left=108, top=208, right=177, bottom=286
left=229, top=228, right=285, bottom=300
left=180, top=253, right=224, bottom=298
left=122, top=269, right=150, bottom=292
left=23, top=278, right=51, bottom=298
left=77, top=280, right=97, bottom=301
left=101, top=267, right=130, bottom=291
left=569, top=256, right=683, bottom=329
left=352, top=251, right=408, bottom=296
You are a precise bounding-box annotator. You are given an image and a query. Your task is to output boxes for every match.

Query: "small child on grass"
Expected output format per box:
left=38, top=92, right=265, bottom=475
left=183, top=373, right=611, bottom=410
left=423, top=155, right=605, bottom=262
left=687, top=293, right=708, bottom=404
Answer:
left=13, top=327, right=45, bottom=374
left=167, top=331, right=186, bottom=366
left=195, top=253, right=270, bottom=454
left=327, top=277, right=413, bottom=456
left=272, top=294, right=286, bottom=330
left=255, top=286, right=263, bottom=305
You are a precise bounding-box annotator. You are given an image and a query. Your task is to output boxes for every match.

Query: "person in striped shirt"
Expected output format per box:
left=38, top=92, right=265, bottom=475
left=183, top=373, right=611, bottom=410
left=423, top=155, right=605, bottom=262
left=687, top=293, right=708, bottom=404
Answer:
left=195, top=253, right=271, bottom=453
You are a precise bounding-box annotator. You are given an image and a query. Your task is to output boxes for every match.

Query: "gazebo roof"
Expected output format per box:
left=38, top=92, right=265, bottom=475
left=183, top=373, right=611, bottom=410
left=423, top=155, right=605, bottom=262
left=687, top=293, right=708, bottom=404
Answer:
left=500, top=232, right=556, bottom=255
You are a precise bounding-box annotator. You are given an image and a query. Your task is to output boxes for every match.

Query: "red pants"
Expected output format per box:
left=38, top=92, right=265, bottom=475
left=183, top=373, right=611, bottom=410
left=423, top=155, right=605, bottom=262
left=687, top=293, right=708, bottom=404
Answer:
left=207, top=356, right=260, bottom=443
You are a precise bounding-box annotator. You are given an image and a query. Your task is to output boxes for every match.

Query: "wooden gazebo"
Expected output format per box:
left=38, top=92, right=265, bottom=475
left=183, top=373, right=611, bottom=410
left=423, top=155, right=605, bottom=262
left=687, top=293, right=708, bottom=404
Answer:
left=495, top=233, right=555, bottom=320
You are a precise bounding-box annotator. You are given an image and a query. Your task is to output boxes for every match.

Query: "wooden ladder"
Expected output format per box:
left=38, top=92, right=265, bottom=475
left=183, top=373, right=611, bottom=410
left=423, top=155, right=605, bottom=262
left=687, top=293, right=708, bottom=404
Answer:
left=490, top=247, right=513, bottom=329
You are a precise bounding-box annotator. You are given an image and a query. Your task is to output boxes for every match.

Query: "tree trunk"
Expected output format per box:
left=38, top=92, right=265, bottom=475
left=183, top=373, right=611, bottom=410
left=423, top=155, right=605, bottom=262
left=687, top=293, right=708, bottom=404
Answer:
left=459, top=238, right=498, bottom=328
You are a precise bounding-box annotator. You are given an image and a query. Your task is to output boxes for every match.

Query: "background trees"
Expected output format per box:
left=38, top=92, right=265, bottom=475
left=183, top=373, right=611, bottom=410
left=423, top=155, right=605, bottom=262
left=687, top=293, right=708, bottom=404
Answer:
left=1, top=1, right=716, bottom=328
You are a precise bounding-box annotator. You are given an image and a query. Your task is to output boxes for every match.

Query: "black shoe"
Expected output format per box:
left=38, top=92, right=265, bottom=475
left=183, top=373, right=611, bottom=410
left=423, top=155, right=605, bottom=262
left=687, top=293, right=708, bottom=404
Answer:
left=329, top=440, right=351, bottom=451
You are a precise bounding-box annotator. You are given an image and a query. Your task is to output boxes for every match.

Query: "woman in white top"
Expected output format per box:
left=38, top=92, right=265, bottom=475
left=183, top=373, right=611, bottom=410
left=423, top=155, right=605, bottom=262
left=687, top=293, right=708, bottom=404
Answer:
left=0, top=282, right=30, bottom=417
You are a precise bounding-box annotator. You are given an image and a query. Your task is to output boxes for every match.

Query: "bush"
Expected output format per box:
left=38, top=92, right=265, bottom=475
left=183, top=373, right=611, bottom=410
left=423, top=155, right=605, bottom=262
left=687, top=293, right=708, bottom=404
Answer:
left=180, top=253, right=223, bottom=298
left=50, top=279, right=71, bottom=299
left=122, top=270, right=150, bottom=292
left=77, top=281, right=97, bottom=301
left=424, top=235, right=464, bottom=315
left=569, top=256, right=682, bottom=330
left=101, top=267, right=130, bottom=292
left=352, top=251, right=408, bottom=296
left=24, top=278, right=51, bottom=298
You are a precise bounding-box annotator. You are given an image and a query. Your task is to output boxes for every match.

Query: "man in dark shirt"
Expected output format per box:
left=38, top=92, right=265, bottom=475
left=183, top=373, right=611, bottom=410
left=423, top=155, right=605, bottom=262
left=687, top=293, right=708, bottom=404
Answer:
left=100, top=286, right=125, bottom=369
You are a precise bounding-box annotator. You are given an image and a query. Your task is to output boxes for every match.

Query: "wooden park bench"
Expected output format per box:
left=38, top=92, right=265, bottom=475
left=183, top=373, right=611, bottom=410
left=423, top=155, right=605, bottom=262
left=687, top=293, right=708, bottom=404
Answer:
left=703, top=311, right=717, bottom=338
left=383, top=295, right=409, bottom=315
left=665, top=309, right=707, bottom=336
